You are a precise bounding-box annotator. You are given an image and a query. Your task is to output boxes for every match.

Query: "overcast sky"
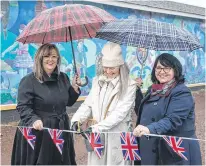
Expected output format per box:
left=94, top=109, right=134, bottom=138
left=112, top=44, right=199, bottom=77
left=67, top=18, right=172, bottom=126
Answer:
left=170, top=0, right=206, bottom=8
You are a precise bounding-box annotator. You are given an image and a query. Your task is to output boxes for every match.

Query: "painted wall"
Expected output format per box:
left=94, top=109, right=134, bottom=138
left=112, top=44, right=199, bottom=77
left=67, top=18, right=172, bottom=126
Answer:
left=1, top=1, right=205, bottom=105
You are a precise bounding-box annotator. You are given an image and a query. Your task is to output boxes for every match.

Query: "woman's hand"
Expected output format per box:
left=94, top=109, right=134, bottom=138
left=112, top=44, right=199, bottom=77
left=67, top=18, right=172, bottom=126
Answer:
left=71, top=121, right=79, bottom=131
left=71, top=121, right=83, bottom=132
left=133, top=125, right=150, bottom=137
left=135, top=77, right=143, bottom=88
left=72, top=74, right=80, bottom=93
left=33, top=120, right=43, bottom=130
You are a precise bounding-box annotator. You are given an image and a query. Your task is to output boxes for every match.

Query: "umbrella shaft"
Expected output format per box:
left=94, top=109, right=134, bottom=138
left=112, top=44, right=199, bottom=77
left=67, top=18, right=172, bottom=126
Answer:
left=68, top=27, right=77, bottom=74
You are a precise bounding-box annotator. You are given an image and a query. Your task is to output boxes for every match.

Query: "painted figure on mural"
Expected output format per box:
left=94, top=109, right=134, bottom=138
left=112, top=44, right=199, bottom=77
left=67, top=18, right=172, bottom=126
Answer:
left=133, top=53, right=202, bottom=165
left=184, top=50, right=204, bottom=83
left=1, top=75, right=9, bottom=90
left=60, top=40, right=88, bottom=84
left=125, top=46, right=138, bottom=71
left=60, top=56, right=72, bottom=73
left=1, top=1, right=10, bottom=40
left=0, top=60, right=15, bottom=90
left=75, top=39, right=88, bottom=79
left=0, top=60, right=18, bottom=104
left=1, top=24, right=38, bottom=79
left=11, top=43, right=81, bottom=165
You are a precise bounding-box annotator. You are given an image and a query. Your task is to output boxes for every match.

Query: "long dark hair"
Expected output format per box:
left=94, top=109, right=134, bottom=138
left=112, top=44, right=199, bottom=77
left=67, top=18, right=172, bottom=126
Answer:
left=151, top=53, right=185, bottom=83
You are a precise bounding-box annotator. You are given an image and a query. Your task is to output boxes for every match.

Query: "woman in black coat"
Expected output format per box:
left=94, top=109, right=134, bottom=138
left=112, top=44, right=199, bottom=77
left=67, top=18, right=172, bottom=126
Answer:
left=11, top=44, right=80, bottom=165
left=133, top=53, right=202, bottom=165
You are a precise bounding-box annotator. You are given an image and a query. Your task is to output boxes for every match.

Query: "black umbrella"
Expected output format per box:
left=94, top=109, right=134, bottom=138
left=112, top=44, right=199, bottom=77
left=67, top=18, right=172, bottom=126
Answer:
left=96, top=19, right=202, bottom=77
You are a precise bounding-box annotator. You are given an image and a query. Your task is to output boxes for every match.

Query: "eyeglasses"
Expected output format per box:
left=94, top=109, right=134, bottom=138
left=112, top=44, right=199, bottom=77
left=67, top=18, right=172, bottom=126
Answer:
left=43, top=55, right=58, bottom=61
left=155, top=67, right=171, bottom=73
left=103, top=67, right=119, bottom=71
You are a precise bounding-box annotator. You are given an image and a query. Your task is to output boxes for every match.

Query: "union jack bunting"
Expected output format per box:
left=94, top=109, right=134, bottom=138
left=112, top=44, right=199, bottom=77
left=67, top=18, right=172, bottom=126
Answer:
left=85, top=133, right=104, bottom=159
left=48, top=129, right=64, bottom=155
left=163, top=136, right=188, bottom=160
left=120, top=132, right=141, bottom=161
left=18, top=127, right=36, bottom=150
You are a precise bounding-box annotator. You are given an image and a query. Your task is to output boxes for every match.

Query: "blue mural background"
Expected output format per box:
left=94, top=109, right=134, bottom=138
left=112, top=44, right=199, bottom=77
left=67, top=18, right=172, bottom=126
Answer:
left=1, top=0, right=205, bottom=105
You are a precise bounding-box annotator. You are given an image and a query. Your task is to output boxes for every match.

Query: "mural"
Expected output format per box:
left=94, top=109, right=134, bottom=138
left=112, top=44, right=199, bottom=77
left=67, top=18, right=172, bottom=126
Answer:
left=1, top=1, right=205, bottom=105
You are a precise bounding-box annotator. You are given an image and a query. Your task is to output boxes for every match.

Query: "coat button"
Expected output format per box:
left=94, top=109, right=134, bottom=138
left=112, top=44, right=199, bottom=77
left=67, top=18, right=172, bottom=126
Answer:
left=151, top=117, right=155, bottom=122
left=152, top=149, right=156, bottom=153
left=154, top=102, right=157, bottom=105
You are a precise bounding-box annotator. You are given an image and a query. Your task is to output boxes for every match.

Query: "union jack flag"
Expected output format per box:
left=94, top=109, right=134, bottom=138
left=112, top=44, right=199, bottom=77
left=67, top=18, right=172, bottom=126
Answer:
left=120, top=132, right=141, bottom=161
left=85, top=132, right=104, bottom=159
left=163, top=136, right=188, bottom=160
left=48, top=129, right=64, bottom=155
left=18, top=127, right=36, bottom=150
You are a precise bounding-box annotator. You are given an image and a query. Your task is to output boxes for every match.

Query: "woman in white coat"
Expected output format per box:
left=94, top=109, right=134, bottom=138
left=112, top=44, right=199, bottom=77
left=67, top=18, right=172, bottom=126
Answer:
left=71, top=42, right=137, bottom=165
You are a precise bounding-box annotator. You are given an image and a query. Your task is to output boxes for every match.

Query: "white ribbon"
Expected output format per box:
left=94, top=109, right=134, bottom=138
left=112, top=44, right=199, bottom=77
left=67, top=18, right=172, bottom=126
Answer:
left=1, top=124, right=205, bottom=142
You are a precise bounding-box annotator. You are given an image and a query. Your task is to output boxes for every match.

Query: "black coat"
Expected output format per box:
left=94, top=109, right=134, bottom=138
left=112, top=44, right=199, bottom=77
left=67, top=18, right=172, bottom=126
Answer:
left=134, top=83, right=202, bottom=165
left=11, top=71, right=80, bottom=165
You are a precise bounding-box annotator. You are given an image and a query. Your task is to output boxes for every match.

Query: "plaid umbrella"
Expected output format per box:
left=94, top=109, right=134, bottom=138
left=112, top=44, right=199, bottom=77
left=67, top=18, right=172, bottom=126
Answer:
left=96, top=19, right=202, bottom=51
left=96, top=19, right=202, bottom=78
left=17, top=4, right=115, bottom=43
left=17, top=4, right=115, bottom=86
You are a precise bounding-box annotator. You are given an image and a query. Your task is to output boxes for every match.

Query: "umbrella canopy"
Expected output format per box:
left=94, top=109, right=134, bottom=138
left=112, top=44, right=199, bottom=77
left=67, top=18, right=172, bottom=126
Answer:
left=17, top=4, right=115, bottom=44
left=96, top=19, right=202, bottom=52
left=17, top=4, right=115, bottom=86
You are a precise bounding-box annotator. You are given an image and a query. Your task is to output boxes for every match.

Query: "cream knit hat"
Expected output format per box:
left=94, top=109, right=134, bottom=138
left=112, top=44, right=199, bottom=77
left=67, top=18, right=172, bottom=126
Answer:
left=101, top=42, right=124, bottom=67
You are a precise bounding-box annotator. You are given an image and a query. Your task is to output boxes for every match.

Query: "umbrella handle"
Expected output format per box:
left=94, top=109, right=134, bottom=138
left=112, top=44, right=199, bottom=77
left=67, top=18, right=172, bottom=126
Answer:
left=139, top=49, right=149, bottom=79
left=140, top=65, right=143, bottom=79
left=76, top=76, right=88, bottom=87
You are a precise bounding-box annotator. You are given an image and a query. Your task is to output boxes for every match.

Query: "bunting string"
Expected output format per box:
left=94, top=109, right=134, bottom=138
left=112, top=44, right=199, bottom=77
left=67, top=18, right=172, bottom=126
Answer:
left=1, top=124, right=206, bottom=142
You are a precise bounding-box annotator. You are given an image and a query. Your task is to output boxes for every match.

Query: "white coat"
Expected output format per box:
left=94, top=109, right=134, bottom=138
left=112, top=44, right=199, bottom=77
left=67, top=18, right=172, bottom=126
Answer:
left=71, top=76, right=137, bottom=165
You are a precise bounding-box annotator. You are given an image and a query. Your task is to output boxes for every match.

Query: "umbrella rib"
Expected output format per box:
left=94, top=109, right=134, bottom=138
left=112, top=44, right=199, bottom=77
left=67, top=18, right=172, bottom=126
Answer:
left=42, top=32, right=47, bottom=44
left=87, top=5, right=105, bottom=23
left=23, top=36, right=27, bottom=45
left=66, top=27, right=68, bottom=42
left=84, top=24, right=92, bottom=38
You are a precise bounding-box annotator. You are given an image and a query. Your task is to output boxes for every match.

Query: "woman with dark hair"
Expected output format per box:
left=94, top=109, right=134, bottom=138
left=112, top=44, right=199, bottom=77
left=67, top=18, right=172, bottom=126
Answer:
left=133, top=53, right=202, bottom=165
left=11, top=43, right=80, bottom=165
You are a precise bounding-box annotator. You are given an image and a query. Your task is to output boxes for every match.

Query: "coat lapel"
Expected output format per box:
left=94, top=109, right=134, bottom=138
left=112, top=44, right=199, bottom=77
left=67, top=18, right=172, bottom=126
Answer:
left=96, top=77, right=120, bottom=121
left=99, top=83, right=120, bottom=120
left=141, top=93, right=150, bottom=104
left=105, top=83, right=119, bottom=107
left=137, top=93, right=160, bottom=124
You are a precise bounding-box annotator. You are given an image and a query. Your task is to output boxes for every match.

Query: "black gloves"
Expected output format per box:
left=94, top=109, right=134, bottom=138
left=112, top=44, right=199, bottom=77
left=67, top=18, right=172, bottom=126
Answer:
left=71, top=121, right=79, bottom=131
left=84, top=127, right=92, bottom=133
left=71, top=121, right=89, bottom=140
